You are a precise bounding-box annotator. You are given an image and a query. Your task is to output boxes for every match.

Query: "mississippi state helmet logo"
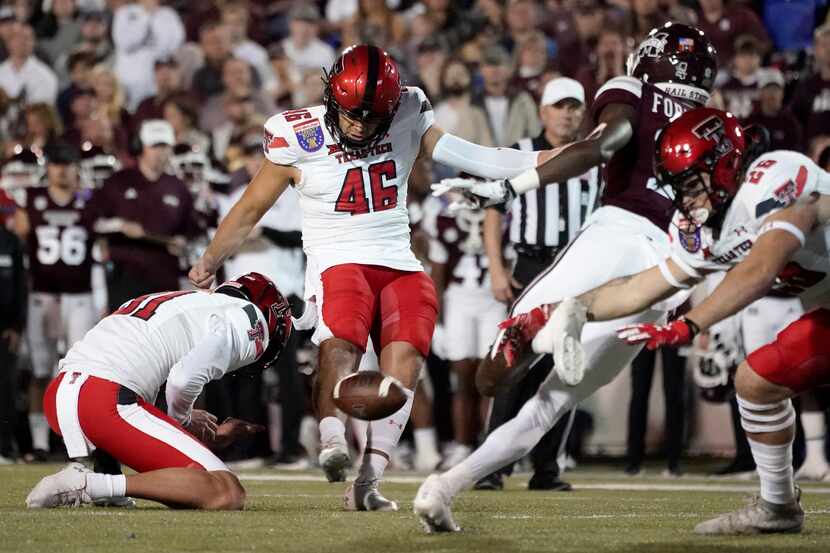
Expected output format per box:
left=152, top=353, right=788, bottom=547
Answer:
left=638, top=32, right=669, bottom=59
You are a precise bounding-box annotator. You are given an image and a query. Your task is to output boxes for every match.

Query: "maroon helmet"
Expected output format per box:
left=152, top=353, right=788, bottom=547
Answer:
left=215, top=272, right=292, bottom=369
left=655, top=108, right=747, bottom=223
left=628, top=22, right=717, bottom=106
left=323, top=44, right=402, bottom=150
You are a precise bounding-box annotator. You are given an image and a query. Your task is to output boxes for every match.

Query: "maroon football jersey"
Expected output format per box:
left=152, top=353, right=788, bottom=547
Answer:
left=591, top=76, right=695, bottom=231
left=23, top=187, right=97, bottom=293
left=789, top=74, right=830, bottom=147
left=430, top=202, right=490, bottom=288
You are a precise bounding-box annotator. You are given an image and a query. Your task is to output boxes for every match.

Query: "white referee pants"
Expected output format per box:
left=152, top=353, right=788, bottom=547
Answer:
left=446, top=206, right=691, bottom=488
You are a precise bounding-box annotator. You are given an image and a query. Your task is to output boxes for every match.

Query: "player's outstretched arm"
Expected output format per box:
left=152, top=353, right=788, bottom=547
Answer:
left=577, top=260, right=695, bottom=322
left=680, top=200, right=823, bottom=333
left=189, top=160, right=297, bottom=288
left=428, top=103, right=635, bottom=205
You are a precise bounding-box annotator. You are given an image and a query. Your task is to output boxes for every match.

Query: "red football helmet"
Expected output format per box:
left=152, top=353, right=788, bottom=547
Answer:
left=215, top=272, right=292, bottom=369
left=323, top=44, right=402, bottom=150
left=655, top=108, right=748, bottom=222
left=628, top=22, right=718, bottom=106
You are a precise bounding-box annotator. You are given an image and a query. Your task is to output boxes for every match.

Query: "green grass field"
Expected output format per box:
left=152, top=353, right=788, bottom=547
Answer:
left=1, top=464, right=829, bottom=553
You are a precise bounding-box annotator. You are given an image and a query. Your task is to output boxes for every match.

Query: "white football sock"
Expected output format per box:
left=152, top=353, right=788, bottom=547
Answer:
left=443, top=391, right=572, bottom=496
left=319, top=417, right=346, bottom=447
left=29, top=413, right=50, bottom=452
left=801, top=412, right=828, bottom=465
left=748, top=437, right=795, bottom=505
left=358, top=388, right=414, bottom=482
left=414, top=427, right=439, bottom=457
left=86, top=472, right=127, bottom=500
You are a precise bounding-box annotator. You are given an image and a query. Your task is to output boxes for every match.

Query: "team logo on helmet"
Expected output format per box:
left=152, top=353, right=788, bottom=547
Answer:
left=638, top=32, right=669, bottom=59
left=294, top=120, right=324, bottom=153
left=692, top=115, right=725, bottom=141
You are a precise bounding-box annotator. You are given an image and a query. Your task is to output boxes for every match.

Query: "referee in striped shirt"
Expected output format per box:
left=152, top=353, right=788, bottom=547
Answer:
left=479, top=78, right=600, bottom=490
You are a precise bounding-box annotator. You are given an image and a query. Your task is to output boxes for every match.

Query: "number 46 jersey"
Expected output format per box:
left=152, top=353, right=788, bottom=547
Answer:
left=262, top=86, right=434, bottom=274
left=21, top=187, right=97, bottom=294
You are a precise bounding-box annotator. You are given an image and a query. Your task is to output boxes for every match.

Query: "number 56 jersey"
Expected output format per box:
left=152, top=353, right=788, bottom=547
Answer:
left=262, top=86, right=434, bottom=274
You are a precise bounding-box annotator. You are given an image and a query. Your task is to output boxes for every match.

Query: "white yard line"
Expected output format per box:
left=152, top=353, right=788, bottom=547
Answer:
left=239, top=473, right=830, bottom=494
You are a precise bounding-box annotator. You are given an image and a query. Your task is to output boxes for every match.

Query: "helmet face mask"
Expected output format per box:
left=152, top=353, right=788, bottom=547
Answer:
left=323, top=44, right=402, bottom=152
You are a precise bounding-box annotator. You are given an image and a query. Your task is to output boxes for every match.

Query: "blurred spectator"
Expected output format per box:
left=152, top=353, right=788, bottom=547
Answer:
left=433, top=59, right=494, bottom=146
left=0, top=203, right=24, bottom=464
left=191, top=20, right=233, bottom=100
left=719, top=35, right=763, bottom=120
left=626, top=0, right=669, bottom=44
left=473, top=44, right=540, bottom=146
left=23, top=103, right=63, bottom=154
left=34, top=0, right=82, bottom=66
left=131, top=56, right=183, bottom=134
left=696, top=0, right=770, bottom=66
left=553, top=0, right=604, bottom=78
left=790, top=24, right=830, bottom=150
left=0, top=22, right=59, bottom=105
left=625, top=346, right=687, bottom=477
left=267, top=44, right=293, bottom=108
left=575, top=27, right=626, bottom=107
left=60, top=87, right=96, bottom=148
left=163, top=93, right=210, bottom=154
left=512, top=31, right=556, bottom=103
left=746, top=68, right=803, bottom=152
left=411, top=37, right=446, bottom=101
left=90, top=64, right=131, bottom=135
left=56, top=50, right=95, bottom=127
left=113, top=0, right=185, bottom=110
left=504, top=0, right=541, bottom=51
left=220, top=0, right=274, bottom=90
left=281, top=5, right=335, bottom=77
left=291, top=69, right=325, bottom=109
left=95, top=119, right=195, bottom=309
left=341, top=0, right=408, bottom=55
left=417, top=0, right=488, bottom=53
left=200, top=57, right=273, bottom=132
left=211, top=93, right=261, bottom=163
left=53, top=8, right=113, bottom=87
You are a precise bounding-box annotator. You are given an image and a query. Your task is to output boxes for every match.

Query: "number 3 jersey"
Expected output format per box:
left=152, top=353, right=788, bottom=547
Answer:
left=59, top=291, right=269, bottom=405
left=262, top=86, right=434, bottom=274
left=20, top=187, right=97, bottom=294
left=667, top=150, right=830, bottom=310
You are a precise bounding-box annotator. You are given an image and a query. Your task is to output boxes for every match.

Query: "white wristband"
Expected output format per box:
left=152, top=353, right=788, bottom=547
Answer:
left=658, top=260, right=690, bottom=289
left=759, top=220, right=806, bottom=247
left=508, top=169, right=541, bottom=195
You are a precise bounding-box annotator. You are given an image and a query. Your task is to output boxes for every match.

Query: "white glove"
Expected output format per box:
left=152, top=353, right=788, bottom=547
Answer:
left=532, top=298, right=588, bottom=386
left=430, top=177, right=515, bottom=210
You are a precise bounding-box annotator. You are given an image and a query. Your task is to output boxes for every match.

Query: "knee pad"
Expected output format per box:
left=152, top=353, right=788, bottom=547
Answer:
left=737, top=395, right=796, bottom=434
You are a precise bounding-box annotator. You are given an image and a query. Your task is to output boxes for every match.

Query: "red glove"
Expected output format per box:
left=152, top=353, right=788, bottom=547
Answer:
left=495, top=304, right=555, bottom=367
left=616, top=318, right=698, bottom=350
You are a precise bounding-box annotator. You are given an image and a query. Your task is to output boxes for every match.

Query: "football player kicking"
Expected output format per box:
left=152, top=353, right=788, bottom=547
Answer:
left=25, top=273, right=292, bottom=510
left=496, top=107, right=830, bottom=535
left=414, top=22, right=717, bottom=532
left=189, top=44, right=554, bottom=511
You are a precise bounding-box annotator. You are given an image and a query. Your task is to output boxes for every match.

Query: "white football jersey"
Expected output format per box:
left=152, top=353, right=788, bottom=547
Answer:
left=262, top=86, right=434, bottom=274
left=58, top=291, right=269, bottom=403
left=668, top=150, right=830, bottom=309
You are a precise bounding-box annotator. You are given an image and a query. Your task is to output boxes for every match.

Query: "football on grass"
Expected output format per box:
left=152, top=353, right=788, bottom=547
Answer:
left=333, top=372, right=407, bottom=420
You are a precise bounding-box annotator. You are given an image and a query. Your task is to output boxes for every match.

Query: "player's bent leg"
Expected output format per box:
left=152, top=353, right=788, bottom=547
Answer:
left=125, top=468, right=246, bottom=510
left=695, top=358, right=803, bottom=535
